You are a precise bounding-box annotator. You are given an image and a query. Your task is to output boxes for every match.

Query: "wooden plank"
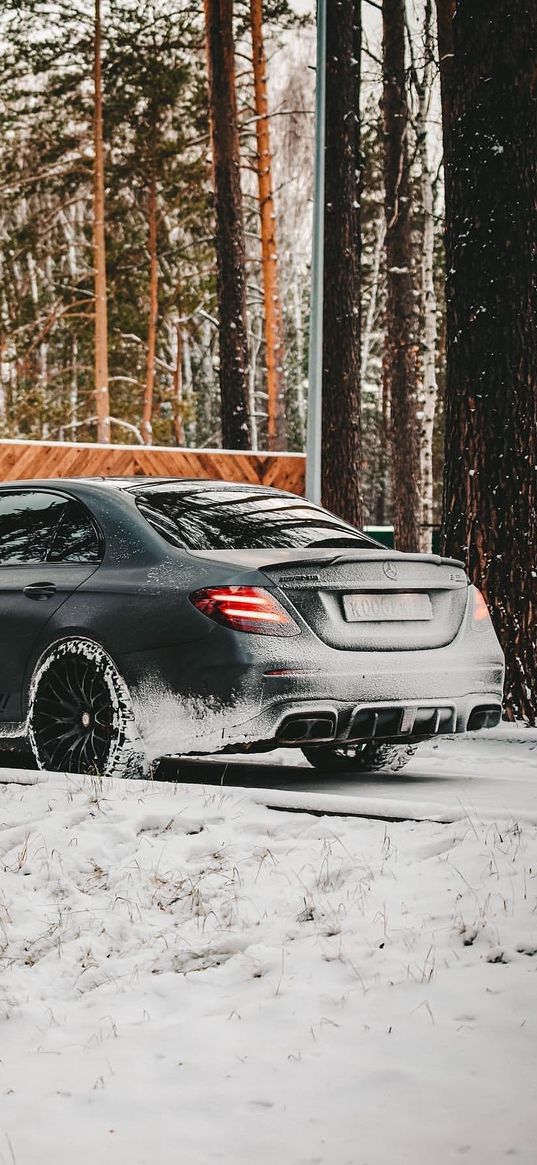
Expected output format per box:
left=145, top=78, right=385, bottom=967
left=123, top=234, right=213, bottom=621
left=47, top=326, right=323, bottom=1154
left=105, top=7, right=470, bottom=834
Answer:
left=0, top=439, right=306, bottom=495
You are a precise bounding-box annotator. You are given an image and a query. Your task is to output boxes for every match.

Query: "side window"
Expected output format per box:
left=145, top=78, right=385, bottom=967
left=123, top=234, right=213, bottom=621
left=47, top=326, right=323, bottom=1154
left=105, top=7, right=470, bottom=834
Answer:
left=0, top=491, right=67, bottom=564
left=48, top=500, right=101, bottom=564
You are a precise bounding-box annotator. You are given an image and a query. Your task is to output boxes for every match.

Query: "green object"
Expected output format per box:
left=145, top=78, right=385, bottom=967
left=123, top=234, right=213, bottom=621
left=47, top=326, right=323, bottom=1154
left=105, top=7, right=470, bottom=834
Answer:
left=365, top=526, right=394, bottom=548
left=365, top=527, right=442, bottom=554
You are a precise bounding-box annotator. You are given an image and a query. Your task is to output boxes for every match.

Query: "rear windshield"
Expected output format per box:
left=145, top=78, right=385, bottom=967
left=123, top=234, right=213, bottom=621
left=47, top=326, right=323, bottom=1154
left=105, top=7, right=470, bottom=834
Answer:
left=133, top=485, right=375, bottom=551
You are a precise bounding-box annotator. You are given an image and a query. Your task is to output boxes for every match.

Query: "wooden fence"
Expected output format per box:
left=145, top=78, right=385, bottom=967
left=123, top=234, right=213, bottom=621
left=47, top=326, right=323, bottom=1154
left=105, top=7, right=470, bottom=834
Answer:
left=0, top=439, right=306, bottom=495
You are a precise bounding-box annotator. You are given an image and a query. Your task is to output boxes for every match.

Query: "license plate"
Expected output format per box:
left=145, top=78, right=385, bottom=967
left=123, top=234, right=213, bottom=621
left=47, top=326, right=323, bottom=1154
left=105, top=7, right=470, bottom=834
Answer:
left=343, top=592, right=433, bottom=622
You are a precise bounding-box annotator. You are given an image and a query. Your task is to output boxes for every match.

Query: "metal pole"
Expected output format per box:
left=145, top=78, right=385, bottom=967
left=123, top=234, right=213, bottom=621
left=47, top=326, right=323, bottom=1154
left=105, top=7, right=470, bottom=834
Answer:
left=305, top=0, right=326, bottom=505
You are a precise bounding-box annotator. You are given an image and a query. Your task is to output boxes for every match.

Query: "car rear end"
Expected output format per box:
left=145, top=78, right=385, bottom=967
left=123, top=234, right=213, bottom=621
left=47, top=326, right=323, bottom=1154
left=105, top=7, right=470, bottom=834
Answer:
left=128, top=483, right=505, bottom=756
left=184, top=550, right=504, bottom=752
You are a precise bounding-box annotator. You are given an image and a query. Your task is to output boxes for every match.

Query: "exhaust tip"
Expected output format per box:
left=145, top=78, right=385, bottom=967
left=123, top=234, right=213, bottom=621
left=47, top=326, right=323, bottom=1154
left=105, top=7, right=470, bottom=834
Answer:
left=277, top=714, right=336, bottom=745
left=467, top=705, right=502, bottom=731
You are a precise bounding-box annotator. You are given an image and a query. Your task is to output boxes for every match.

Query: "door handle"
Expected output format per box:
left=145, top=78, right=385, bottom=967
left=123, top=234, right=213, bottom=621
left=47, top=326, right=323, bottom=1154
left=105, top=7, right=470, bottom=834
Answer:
left=23, top=581, right=57, bottom=601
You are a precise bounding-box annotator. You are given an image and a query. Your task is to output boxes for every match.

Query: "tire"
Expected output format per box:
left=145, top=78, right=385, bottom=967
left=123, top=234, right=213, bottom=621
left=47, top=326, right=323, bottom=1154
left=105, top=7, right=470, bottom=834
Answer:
left=28, top=638, right=148, bottom=779
left=301, top=739, right=417, bottom=774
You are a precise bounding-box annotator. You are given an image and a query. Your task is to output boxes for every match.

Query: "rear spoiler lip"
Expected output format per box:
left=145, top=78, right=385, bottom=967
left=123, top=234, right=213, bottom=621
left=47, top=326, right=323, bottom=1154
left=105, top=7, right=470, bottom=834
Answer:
left=187, top=547, right=467, bottom=573
left=329, top=551, right=466, bottom=570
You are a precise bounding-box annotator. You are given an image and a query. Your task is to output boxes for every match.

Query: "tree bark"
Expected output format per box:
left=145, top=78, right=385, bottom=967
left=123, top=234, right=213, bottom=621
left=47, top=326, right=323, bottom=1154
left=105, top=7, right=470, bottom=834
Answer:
left=93, top=0, right=110, bottom=444
left=250, top=0, right=286, bottom=451
left=142, top=164, right=158, bottom=445
left=435, top=0, right=455, bottom=211
left=204, top=0, right=251, bottom=449
left=382, top=0, right=421, bottom=551
left=321, top=0, right=363, bottom=528
left=361, top=213, right=385, bottom=386
left=416, top=0, right=438, bottom=553
left=173, top=321, right=186, bottom=447
left=442, top=0, right=537, bottom=724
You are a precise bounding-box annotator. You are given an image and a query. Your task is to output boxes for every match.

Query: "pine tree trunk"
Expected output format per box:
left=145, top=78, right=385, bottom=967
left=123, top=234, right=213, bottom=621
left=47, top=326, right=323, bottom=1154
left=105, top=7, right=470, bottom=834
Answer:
left=321, top=0, right=363, bottom=528
left=376, top=374, right=390, bottom=526
left=382, top=0, right=421, bottom=551
left=247, top=324, right=260, bottom=452
left=142, top=164, right=158, bottom=445
left=435, top=0, right=455, bottom=292
left=70, top=337, right=78, bottom=441
left=416, top=0, right=438, bottom=553
left=204, top=0, right=250, bottom=449
left=250, top=0, right=286, bottom=451
left=293, top=281, right=306, bottom=447
left=442, top=0, right=537, bottom=724
left=173, top=322, right=186, bottom=447
left=362, top=213, right=388, bottom=527
left=93, top=0, right=110, bottom=444
left=435, top=0, right=455, bottom=208
left=0, top=343, right=6, bottom=421
left=361, top=213, right=385, bottom=384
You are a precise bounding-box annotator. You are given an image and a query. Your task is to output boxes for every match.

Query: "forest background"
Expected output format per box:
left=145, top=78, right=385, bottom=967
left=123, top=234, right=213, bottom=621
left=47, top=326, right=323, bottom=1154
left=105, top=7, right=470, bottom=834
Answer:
left=0, top=0, right=442, bottom=531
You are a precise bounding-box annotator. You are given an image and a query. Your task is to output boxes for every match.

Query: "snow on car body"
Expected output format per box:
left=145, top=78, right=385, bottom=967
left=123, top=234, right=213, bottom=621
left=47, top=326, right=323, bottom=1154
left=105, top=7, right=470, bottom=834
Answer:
left=0, top=477, right=504, bottom=776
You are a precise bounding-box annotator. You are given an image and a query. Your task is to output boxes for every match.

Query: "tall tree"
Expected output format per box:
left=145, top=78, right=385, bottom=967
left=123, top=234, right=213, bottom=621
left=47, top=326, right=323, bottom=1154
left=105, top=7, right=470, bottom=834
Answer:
left=411, top=0, right=439, bottom=552
left=360, top=102, right=389, bottom=526
left=250, top=0, right=286, bottom=450
left=442, top=0, right=537, bottom=723
left=382, top=0, right=421, bottom=550
left=93, top=0, right=111, bottom=443
left=141, top=160, right=158, bottom=444
left=321, top=0, right=363, bottom=527
left=204, top=0, right=250, bottom=448
left=435, top=0, right=455, bottom=208
left=104, top=2, right=213, bottom=448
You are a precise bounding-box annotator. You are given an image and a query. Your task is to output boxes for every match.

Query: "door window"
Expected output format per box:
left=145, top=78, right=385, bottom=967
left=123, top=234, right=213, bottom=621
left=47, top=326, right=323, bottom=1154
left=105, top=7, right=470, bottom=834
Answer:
left=0, top=491, right=101, bottom=564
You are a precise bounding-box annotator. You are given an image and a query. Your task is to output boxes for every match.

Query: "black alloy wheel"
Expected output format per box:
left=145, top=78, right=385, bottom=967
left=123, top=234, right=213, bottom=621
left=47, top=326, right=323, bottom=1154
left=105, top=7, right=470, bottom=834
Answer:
left=29, top=639, right=147, bottom=778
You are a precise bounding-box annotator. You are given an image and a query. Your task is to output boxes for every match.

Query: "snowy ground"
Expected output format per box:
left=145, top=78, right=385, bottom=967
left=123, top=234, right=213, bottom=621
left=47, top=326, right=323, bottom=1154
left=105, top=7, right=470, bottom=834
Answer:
left=1, top=730, right=536, bottom=1164
left=179, top=725, right=537, bottom=824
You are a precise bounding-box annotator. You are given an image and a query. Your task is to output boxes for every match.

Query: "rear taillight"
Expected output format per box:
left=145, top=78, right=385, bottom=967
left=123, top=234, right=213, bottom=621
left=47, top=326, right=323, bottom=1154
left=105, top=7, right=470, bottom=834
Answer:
left=189, top=586, right=301, bottom=637
left=471, top=587, right=492, bottom=628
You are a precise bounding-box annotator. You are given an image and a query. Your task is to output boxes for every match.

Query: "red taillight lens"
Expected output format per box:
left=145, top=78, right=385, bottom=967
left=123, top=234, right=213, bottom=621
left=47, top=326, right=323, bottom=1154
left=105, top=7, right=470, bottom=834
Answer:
left=472, top=587, right=491, bottom=627
left=189, top=586, right=301, bottom=637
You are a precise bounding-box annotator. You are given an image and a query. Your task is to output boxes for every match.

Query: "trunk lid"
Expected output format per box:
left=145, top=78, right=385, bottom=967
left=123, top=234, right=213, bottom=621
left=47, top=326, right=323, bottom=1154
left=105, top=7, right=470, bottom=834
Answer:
left=189, top=548, right=469, bottom=651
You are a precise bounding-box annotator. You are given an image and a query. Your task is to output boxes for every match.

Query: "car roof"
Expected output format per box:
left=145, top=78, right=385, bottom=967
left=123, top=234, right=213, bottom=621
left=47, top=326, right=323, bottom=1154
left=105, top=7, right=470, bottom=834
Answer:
left=0, top=476, right=291, bottom=495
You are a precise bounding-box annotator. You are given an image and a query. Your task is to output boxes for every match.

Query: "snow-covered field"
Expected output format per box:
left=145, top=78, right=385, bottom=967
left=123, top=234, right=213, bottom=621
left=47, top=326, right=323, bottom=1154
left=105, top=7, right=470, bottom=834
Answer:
left=1, top=732, right=536, bottom=1164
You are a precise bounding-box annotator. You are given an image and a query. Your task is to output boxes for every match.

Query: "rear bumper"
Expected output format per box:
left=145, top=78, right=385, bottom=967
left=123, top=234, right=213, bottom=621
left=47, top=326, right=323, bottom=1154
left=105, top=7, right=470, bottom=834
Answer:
left=238, top=693, right=502, bottom=750
left=121, top=612, right=505, bottom=758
